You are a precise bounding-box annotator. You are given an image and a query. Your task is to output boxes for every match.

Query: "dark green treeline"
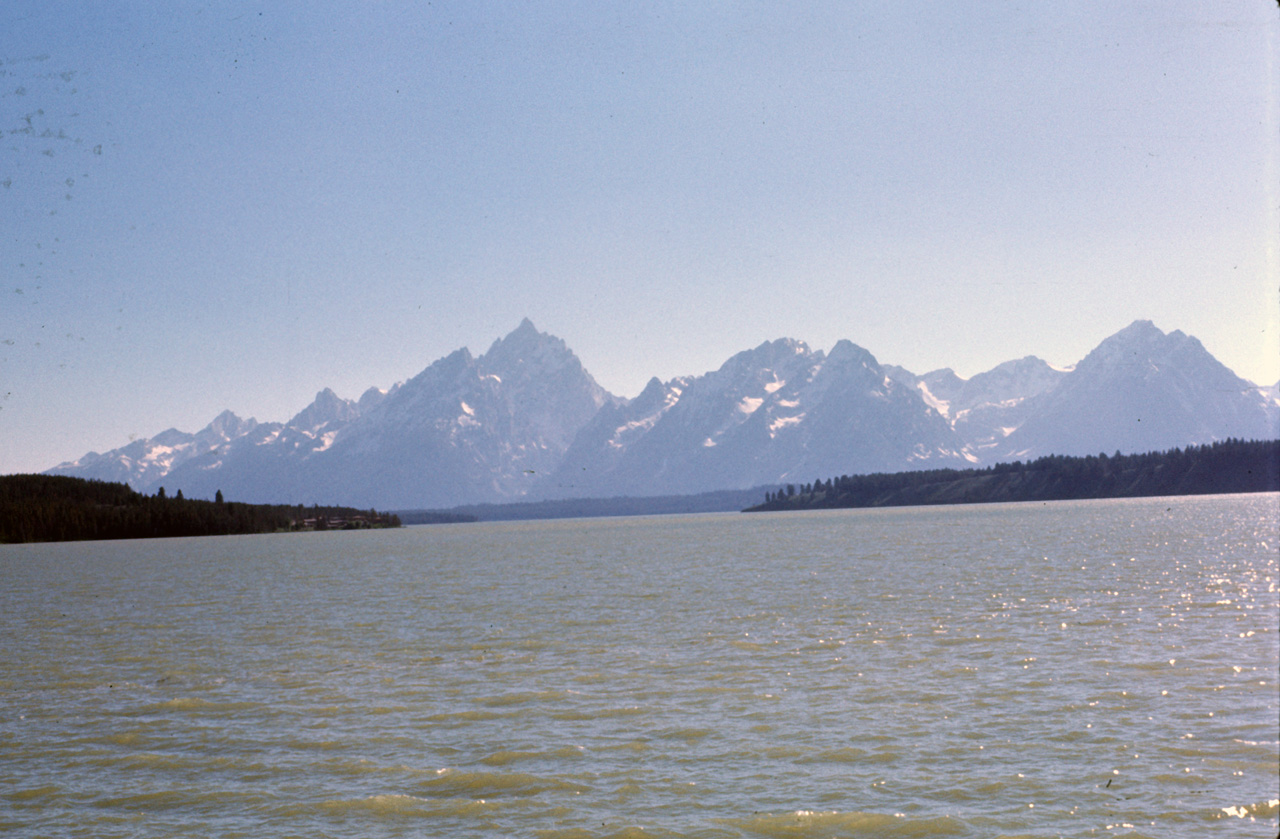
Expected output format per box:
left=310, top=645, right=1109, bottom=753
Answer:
left=747, top=439, right=1280, bottom=512
left=0, top=475, right=401, bottom=544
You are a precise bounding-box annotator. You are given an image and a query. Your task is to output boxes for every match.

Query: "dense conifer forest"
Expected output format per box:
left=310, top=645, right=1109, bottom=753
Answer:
left=746, top=439, right=1280, bottom=512
left=0, top=475, right=401, bottom=543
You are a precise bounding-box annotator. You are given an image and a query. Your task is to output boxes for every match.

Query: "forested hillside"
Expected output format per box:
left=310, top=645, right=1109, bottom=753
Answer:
left=746, top=439, right=1279, bottom=512
left=0, top=475, right=400, bottom=543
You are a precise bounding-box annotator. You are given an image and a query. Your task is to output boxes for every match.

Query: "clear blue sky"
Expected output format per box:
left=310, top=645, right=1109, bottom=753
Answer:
left=3, top=1, right=1277, bottom=475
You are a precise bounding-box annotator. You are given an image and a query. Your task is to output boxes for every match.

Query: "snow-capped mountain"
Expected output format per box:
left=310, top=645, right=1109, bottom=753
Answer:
left=886, top=356, right=1069, bottom=456
left=280, top=318, right=614, bottom=508
left=111, top=319, right=613, bottom=508
left=44, top=319, right=1279, bottom=508
left=46, top=410, right=263, bottom=490
left=540, top=337, right=968, bottom=498
left=996, top=320, right=1278, bottom=458
left=286, top=387, right=360, bottom=435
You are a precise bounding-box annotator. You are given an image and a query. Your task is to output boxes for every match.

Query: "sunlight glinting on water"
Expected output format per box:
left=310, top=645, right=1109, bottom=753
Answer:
left=1, top=494, right=1277, bottom=838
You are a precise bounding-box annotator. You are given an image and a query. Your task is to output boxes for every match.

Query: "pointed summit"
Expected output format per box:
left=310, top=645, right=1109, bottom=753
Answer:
left=477, top=320, right=612, bottom=446
left=482, top=319, right=582, bottom=379
left=494, top=317, right=542, bottom=347
left=1077, top=320, right=1195, bottom=373
left=1116, top=318, right=1160, bottom=336
left=202, top=410, right=257, bottom=441
left=357, top=386, right=391, bottom=413
left=45, top=319, right=1274, bottom=508
left=1000, top=321, right=1276, bottom=458
left=288, top=388, right=358, bottom=434
left=544, top=332, right=963, bottom=499
left=825, top=339, right=880, bottom=370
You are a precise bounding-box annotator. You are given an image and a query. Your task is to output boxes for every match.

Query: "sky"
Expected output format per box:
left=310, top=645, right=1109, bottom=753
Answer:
left=2, top=1, right=1277, bottom=475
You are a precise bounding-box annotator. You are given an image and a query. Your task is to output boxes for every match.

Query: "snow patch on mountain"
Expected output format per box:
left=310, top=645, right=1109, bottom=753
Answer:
left=997, top=320, right=1278, bottom=458
left=44, top=318, right=1278, bottom=507
left=543, top=336, right=967, bottom=498
left=46, top=410, right=265, bottom=490
left=915, top=382, right=950, bottom=418
left=769, top=414, right=805, bottom=435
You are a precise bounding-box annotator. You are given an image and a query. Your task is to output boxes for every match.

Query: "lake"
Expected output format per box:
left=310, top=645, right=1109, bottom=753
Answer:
left=1, top=494, right=1276, bottom=838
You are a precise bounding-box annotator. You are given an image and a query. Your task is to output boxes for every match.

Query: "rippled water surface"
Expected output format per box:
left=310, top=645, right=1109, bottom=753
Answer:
left=2, top=494, right=1277, bottom=838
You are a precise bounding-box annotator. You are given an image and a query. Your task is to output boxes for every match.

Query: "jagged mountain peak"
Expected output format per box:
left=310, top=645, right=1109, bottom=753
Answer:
left=299, top=387, right=343, bottom=411
left=962, top=356, right=1061, bottom=399
left=630, top=377, right=675, bottom=410
left=750, top=337, right=813, bottom=362
left=825, top=339, right=881, bottom=371
left=482, top=319, right=575, bottom=372
left=810, top=341, right=890, bottom=400
left=542, top=330, right=966, bottom=499
left=488, top=317, right=543, bottom=350
left=203, top=410, right=256, bottom=440
left=711, top=338, right=817, bottom=387
left=357, top=386, right=391, bottom=413
left=1115, top=318, right=1161, bottom=336
left=288, top=388, right=359, bottom=434
left=42, top=319, right=1274, bottom=508
left=477, top=321, right=610, bottom=409
left=999, top=321, right=1273, bottom=458
left=1078, top=320, right=1197, bottom=371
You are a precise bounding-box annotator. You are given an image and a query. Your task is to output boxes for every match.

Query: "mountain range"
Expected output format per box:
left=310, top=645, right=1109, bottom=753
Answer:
left=46, top=319, right=1280, bottom=508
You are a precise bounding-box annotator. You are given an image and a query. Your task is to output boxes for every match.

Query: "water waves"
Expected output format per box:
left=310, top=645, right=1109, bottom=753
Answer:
left=0, top=494, right=1275, bottom=837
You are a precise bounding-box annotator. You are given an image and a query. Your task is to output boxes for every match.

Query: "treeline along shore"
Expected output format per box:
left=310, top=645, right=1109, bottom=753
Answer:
left=745, top=439, right=1280, bottom=512
left=6, top=439, right=1275, bottom=541
left=0, top=475, right=401, bottom=544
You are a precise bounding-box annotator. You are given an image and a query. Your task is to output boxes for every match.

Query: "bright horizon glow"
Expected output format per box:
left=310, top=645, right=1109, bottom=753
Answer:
left=2, top=2, right=1277, bottom=474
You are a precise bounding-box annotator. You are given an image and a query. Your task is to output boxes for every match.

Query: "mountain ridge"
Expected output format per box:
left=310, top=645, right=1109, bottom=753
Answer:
left=43, top=319, right=1280, bottom=508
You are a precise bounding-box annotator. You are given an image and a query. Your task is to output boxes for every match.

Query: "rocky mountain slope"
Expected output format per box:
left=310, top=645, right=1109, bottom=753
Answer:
left=885, top=356, right=1068, bottom=459
left=996, top=321, right=1277, bottom=458
left=542, top=338, right=968, bottom=498
left=49, top=320, right=612, bottom=508
left=45, top=320, right=1279, bottom=507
